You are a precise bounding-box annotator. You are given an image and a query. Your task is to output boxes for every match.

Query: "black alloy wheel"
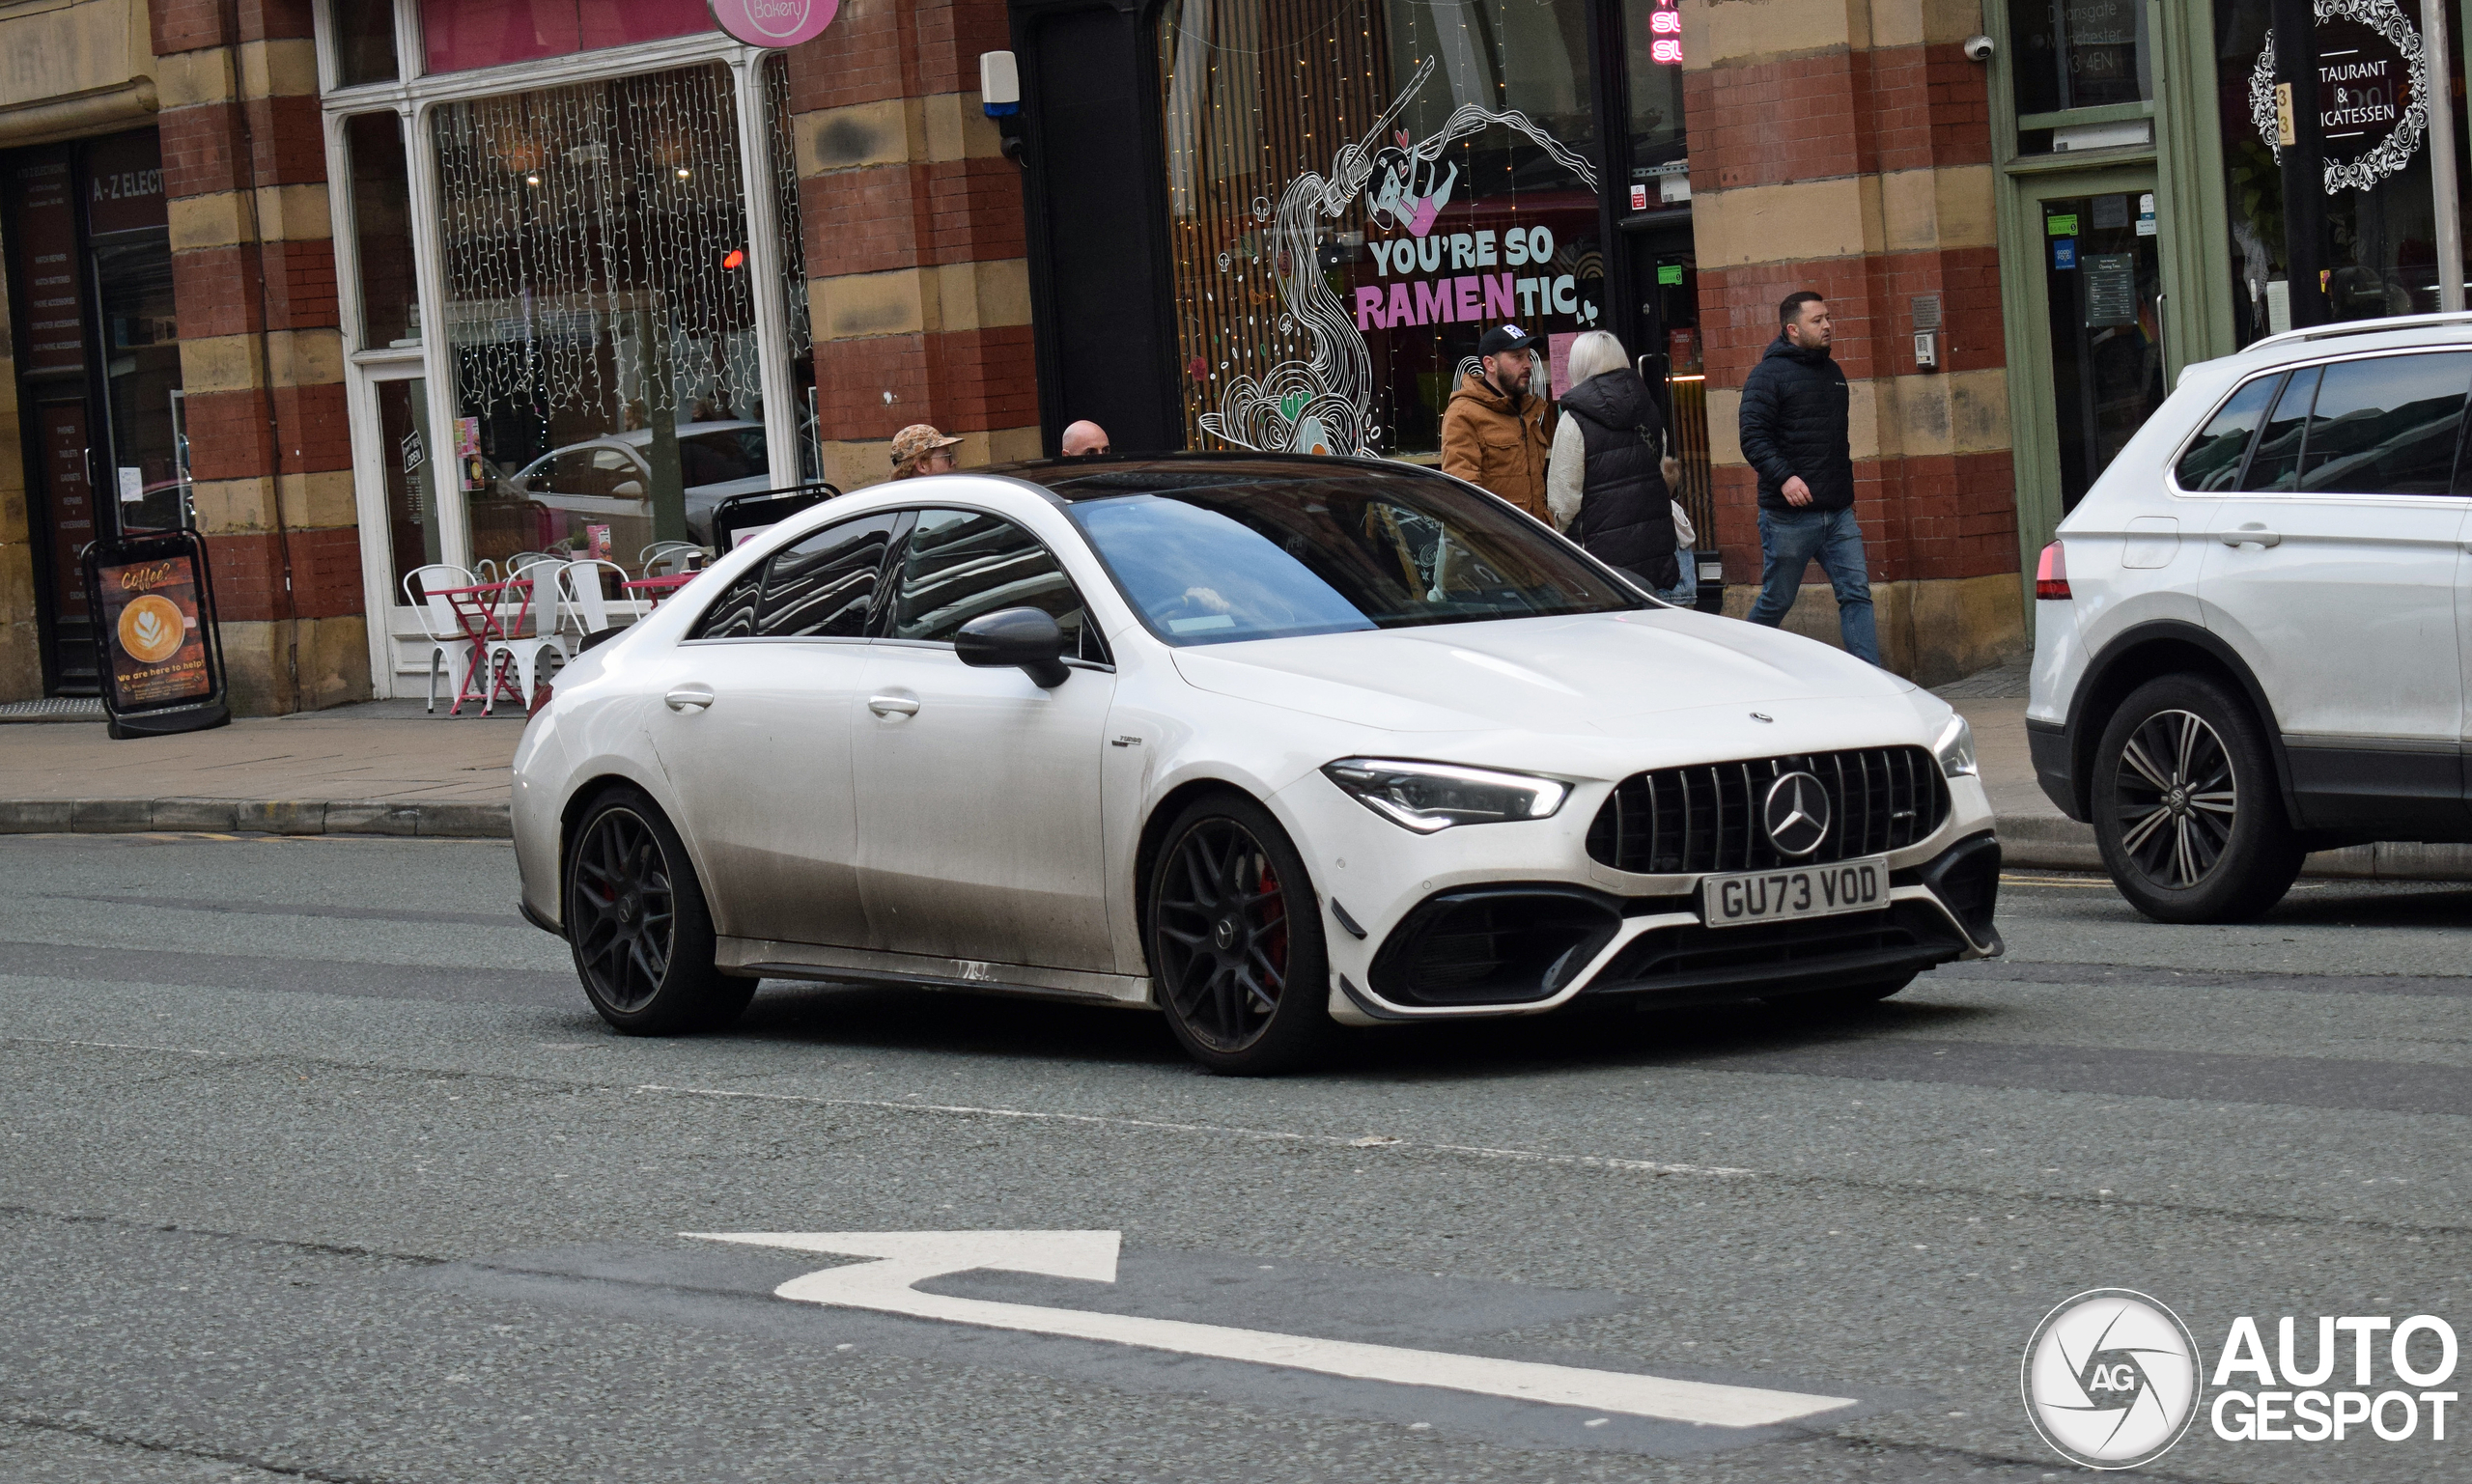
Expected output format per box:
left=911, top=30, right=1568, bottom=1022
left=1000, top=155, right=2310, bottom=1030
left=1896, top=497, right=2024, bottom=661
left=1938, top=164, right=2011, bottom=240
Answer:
left=1146, top=795, right=1335, bottom=1075
left=2111, top=708, right=2235, bottom=889
left=564, top=789, right=751, bottom=1034
left=2091, top=674, right=2301, bottom=924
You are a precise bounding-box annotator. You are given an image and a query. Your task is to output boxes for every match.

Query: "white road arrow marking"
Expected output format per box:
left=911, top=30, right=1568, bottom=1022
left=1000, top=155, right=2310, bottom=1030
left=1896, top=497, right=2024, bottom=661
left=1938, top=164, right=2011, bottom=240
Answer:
left=686, top=1229, right=1855, bottom=1428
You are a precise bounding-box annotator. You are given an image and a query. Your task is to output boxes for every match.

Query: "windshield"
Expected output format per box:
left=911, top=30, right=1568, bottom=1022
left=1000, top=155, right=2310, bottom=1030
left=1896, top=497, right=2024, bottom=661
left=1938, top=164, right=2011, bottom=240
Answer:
left=1058, top=465, right=1644, bottom=645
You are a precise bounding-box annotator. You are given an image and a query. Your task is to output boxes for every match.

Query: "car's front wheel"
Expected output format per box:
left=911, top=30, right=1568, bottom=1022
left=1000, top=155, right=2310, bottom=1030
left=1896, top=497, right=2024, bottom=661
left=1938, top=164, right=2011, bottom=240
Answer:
left=2091, top=674, right=2301, bottom=923
left=565, top=788, right=753, bottom=1034
left=1145, top=793, right=1337, bottom=1075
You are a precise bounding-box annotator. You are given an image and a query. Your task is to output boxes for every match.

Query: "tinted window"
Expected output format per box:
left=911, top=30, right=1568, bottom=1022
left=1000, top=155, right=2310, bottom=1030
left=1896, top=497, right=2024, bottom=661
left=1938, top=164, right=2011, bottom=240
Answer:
left=2175, top=375, right=2279, bottom=490
left=2295, top=352, right=2472, bottom=495
left=680, top=427, right=763, bottom=487
left=2239, top=367, right=2318, bottom=491
left=891, top=509, right=1103, bottom=660
left=688, top=569, right=763, bottom=639
left=757, top=513, right=898, bottom=637
left=1059, top=469, right=1642, bottom=645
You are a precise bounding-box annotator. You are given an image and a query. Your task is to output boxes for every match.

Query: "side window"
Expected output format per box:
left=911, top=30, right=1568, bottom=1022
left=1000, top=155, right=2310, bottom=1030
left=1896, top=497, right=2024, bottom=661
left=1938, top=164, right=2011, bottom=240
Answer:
left=891, top=508, right=1105, bottom=661
left=2174, top=375, right=2280, bottom=491
left=688, top=569, right=763, bottom=639
left=2296, top=352, right=2472, bottom=495
left=756, top=513, right=900, bottom=637
left=685, top=513, right=897, bottom=640
left=2238, top=366, right=2318, bottom=491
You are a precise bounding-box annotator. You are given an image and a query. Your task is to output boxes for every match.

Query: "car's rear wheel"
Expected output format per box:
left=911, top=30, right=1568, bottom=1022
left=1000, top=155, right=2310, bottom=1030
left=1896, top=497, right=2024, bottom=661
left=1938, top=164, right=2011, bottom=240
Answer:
left=565, top=788, right=753, bottom=1034
left=2092, top=674, right=2301, bottom=923
left=1146, top=794, right=1336, bottom=1075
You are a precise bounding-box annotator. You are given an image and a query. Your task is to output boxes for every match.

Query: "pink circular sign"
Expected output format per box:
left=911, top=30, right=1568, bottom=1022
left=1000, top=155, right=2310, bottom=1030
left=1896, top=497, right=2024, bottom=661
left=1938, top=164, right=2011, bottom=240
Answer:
left=709, top=0, right=837, bottom=48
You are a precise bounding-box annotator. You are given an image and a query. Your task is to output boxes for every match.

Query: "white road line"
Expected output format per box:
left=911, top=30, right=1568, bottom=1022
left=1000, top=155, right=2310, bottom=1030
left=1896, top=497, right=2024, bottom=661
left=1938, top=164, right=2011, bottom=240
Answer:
left=634, top=1083, right=1760, bottom=1178
left=692, top=1229, right=1852, bottom=1427
left=1, top=1036, right=228, bottom=1057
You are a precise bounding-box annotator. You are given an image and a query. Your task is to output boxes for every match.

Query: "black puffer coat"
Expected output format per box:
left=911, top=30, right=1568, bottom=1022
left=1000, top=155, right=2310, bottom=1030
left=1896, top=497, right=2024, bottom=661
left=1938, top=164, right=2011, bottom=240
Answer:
left=1559, top=368, right=1680, bottom=591
left=1737, top=336, right=1854, bottom=513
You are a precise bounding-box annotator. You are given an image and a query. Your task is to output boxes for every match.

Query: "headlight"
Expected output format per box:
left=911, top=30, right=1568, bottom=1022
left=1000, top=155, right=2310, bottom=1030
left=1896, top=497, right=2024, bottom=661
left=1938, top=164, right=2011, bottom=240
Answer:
left=1321, top=758, right=1569, bottom=832
left=1933, top=714, right=1978, bottom=778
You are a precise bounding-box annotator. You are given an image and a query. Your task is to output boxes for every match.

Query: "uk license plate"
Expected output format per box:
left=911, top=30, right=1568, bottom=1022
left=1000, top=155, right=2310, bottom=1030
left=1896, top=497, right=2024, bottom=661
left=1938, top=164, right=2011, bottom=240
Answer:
left=1700, top=855, right=1889, bottom=928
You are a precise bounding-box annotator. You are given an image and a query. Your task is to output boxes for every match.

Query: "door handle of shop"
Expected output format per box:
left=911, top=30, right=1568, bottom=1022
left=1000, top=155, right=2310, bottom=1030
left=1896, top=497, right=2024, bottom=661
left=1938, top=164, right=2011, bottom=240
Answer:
left=867, top=692, right=920, bottom=717
left=2219, top=525, right=2282, bottom=548
left=664, top=686, right=715, bottom=712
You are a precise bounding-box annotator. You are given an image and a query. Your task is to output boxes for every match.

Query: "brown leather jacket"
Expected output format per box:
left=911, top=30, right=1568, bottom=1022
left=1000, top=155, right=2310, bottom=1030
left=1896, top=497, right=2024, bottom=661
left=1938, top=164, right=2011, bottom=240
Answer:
left=1440, top=369, right=1554, bottom=519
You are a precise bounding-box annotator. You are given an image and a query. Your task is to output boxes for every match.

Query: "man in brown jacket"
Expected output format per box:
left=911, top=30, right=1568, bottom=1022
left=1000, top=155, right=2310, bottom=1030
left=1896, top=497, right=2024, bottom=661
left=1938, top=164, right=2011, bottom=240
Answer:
left=1440, top=323, right=1553, bottom=519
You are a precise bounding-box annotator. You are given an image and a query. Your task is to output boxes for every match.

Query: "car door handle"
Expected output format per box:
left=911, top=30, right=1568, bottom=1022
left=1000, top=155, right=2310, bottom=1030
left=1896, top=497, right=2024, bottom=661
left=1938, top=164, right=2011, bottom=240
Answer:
left=2219, top=525, right=2282, bottom=548
left=664, top=685, right=715, bottom=712
left=867, top=692, right=920, bottom=717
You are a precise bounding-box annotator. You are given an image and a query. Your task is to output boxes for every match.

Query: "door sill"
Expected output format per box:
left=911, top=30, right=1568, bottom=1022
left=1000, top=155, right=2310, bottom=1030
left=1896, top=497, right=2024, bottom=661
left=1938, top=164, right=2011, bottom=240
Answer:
left=716, top=938, right=1153, bottom=1007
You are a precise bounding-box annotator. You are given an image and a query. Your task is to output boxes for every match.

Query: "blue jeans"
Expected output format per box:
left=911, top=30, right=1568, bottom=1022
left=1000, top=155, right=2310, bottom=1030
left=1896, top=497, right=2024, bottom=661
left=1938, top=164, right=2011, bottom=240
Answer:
left=1650, top=550, right=1697, bottom=607
left=1748, top=507, right=1880, bottom=665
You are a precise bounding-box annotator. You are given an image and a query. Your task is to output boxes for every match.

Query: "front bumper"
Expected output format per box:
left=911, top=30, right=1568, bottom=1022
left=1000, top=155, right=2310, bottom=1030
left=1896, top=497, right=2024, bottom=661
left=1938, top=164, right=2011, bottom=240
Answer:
left=1330, top=830, right=2003, bottom=1022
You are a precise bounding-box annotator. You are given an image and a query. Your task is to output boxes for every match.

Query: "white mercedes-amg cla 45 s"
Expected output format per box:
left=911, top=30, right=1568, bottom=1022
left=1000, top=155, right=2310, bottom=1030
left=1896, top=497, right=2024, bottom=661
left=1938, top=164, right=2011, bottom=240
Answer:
left=512, top=454, right=2002, bottom=1074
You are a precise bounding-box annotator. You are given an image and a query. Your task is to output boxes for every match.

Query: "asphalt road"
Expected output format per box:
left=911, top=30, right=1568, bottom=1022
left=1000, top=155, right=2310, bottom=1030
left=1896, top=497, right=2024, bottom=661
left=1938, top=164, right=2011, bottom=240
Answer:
left=0, top=832, right=2463, bottom=1482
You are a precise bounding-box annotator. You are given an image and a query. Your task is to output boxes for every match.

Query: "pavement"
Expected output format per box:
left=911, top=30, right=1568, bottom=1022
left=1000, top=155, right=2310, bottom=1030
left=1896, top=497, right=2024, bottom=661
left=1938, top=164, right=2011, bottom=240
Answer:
left=3, top=669, right=2468, bottom=880
left=1, top=830, right=2463, bottom=1482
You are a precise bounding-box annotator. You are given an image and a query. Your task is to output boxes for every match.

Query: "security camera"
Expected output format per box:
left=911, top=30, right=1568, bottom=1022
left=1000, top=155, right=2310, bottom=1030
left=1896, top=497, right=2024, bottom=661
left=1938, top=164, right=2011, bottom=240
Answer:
left=1962, top=33, right=1994, bottom=63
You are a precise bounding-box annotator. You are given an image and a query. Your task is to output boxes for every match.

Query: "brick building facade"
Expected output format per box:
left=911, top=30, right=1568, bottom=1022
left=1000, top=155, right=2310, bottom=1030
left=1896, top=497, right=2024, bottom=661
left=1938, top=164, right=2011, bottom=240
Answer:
left=18, top=0, right=2406, bottom=711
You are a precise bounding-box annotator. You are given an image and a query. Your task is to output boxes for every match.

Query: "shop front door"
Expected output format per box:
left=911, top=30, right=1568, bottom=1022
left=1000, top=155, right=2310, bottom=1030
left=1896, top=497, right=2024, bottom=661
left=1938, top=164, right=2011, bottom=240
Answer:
left=2020, top=167, right=2170, bottom=516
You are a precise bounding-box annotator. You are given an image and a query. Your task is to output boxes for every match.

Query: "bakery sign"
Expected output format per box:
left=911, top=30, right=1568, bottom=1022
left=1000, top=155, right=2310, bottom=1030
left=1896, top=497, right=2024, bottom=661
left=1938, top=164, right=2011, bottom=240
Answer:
left=2248, top=0, right=2430, bottom=193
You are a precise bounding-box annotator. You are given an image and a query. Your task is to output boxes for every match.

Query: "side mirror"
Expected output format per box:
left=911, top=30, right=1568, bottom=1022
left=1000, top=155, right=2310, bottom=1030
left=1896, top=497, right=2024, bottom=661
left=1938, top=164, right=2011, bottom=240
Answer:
left=954, top=606, right=1071, bottom=688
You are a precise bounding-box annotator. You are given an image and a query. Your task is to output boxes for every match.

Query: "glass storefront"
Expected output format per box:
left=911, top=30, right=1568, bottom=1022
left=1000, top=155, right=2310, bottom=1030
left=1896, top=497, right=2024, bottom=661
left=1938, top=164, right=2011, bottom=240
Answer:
left=1155, top=0, right=1609, bottom=461
left=320, top=0, right=813, bottom=691
left=431, top=61, right=769, bottom=571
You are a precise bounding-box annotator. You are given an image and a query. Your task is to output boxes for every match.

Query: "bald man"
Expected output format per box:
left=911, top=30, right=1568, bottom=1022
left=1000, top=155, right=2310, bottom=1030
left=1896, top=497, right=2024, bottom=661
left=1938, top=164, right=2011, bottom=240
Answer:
left=1061, top=420, right=1110, bottom=457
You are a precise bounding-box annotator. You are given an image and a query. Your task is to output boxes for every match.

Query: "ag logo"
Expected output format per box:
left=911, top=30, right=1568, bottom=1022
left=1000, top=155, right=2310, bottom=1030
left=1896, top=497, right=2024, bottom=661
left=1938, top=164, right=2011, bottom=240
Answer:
left=2022, top=1289, right=2202, bottom=1470
left=1760, top=770, right=1830, bottom=856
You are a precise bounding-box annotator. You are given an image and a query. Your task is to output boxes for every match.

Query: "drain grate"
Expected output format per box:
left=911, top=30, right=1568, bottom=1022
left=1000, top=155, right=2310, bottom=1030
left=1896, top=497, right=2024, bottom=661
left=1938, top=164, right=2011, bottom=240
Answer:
left=0, top=696, right=107, bottom=722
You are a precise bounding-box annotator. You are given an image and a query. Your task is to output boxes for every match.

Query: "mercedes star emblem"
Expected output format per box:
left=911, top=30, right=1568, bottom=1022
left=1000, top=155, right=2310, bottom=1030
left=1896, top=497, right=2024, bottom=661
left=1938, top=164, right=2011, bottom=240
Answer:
left=1761, top=770, right=1832, bottom=857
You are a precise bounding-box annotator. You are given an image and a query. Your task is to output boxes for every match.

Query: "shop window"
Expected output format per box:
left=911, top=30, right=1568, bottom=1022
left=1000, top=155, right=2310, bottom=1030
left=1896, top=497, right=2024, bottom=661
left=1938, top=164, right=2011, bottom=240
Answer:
left=2215, top=0, right=2472, bottom=343
left=2008, top=0, right=2152, bottom=117
left=346, top=113, right=419, bottom=349
left=763, top=53, right=820, bottom=483
left=1623, top=0, right=1687, bottom=200
left=419, top=0, right=710, bottom=75
left=87, top=131, right=187, bottom=535
left=377, top=377, right=443, bottom=597
left=1157, top=0, right=1604, bottom=461
left=333, top=1, right=402, bottom=87
left=431, top=62, right=765, bottom=575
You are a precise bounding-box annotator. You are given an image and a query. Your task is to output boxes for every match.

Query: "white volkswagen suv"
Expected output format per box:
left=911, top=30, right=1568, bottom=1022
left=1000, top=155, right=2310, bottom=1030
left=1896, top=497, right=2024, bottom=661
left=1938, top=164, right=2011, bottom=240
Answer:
left=2031, top=312, right=2472, bottom=922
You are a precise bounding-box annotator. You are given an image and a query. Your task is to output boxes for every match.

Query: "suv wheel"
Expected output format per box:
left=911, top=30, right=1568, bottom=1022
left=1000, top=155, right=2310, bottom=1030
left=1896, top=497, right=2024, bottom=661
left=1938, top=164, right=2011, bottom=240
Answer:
left=2091, top=674, right=2301, bottom=923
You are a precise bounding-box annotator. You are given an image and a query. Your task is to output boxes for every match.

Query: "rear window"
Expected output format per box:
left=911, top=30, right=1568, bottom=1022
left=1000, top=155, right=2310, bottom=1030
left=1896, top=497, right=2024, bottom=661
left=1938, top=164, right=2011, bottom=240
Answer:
left=686, top=513, right=897, bottom=640
left=2239, top=368, right=2318, bottom=492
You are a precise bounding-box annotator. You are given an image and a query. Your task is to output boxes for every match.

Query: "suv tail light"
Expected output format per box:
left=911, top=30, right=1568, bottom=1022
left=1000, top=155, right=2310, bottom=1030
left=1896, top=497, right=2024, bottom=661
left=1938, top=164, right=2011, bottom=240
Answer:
left=2036, top=541, right=2070, bottom=600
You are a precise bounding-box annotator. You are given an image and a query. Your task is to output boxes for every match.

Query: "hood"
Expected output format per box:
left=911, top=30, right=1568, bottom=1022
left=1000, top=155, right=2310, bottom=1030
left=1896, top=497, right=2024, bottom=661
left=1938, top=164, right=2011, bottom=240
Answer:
left=1763, top=336, right=1834, bottom=367
left=1169, top=609, right=1915, bottom=736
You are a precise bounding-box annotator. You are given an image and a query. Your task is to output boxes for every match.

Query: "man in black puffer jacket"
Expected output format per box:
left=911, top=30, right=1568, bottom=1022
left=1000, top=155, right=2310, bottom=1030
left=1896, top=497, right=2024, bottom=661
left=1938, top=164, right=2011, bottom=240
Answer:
left=1736, top=291, right=1879, bottom=664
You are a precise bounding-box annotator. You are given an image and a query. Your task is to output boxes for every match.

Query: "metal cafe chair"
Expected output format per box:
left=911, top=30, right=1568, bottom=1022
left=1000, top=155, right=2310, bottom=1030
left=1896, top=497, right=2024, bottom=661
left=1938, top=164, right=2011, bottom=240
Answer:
left=556, top=558, right=637, bottom=639
left=639, top=540, right=705, bottom=578
left=403, top=563, right=478, bottom=714
left=480, top=562, right=568, bottom=714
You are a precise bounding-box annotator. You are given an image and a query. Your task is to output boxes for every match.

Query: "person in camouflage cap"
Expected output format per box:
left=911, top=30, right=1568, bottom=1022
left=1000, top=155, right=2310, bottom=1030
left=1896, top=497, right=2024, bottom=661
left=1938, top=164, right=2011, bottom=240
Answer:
left=889, top=423, right=963, bottom=479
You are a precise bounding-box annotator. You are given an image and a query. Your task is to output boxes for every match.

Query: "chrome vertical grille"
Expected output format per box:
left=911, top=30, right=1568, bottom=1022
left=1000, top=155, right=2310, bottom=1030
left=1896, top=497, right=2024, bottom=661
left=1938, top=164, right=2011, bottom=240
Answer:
left=1586, top=746, right=1949, bottom=875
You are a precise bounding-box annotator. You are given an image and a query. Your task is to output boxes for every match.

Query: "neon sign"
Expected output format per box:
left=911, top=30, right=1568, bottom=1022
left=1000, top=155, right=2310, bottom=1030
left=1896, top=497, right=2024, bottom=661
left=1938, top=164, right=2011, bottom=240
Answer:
left=1650, top=1, right=1682, bottom=65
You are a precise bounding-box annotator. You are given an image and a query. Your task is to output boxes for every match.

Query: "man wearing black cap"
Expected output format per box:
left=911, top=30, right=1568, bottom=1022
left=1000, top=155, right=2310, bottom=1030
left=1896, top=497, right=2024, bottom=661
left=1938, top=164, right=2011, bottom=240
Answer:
left=1440, top=323, right=1553, bottom=520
